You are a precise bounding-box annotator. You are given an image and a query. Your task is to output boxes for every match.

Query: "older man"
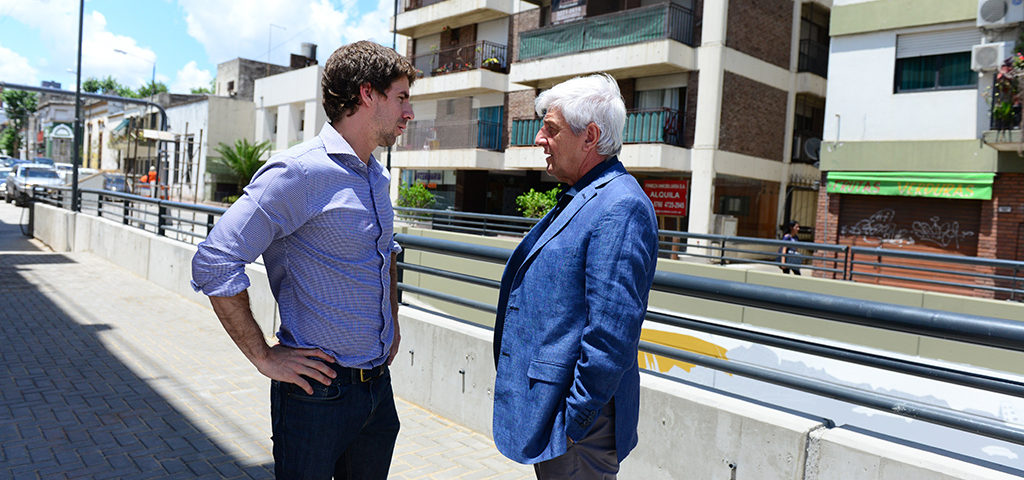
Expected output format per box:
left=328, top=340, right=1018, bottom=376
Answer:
left=492, top=74, right=659, bottom=479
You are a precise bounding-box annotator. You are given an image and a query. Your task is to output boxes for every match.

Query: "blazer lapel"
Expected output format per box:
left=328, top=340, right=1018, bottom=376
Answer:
left=513, top=162, right=628, bottom=282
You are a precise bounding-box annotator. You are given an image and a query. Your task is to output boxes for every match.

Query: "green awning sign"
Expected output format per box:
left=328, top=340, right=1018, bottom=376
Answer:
left=826, top=172, right=994, bottom=200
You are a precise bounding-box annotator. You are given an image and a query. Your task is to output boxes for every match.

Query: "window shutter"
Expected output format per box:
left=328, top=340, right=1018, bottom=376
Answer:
left=896, top=28, right=981, bottom=58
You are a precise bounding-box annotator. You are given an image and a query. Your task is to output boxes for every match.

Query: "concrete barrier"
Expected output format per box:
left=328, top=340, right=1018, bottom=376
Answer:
left=31, top=203, right=1021, bottom=478
left=32, top=203, right=279, bottom=337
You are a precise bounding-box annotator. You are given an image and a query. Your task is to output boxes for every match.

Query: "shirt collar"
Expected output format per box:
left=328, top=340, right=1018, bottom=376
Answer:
left=563, top=157, right=616, bottom=198
left=319, top=122, right=380, bottom=172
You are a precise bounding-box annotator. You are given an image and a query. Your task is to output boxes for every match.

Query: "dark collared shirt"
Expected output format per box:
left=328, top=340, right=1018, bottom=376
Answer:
left=550, top=158, right=617, bottom=221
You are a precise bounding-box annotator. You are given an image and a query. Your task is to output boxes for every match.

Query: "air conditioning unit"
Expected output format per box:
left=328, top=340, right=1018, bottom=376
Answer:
left=712, top=214, right=738, bottom=237
left=972, top=41, right=1015, bottom=71
left=978, top=0, right=1024, bottom=28
left=803, top=137, right=821, bottom=161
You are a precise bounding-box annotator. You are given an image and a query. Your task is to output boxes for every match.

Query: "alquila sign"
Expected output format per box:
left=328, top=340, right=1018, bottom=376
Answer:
left=826, top=172, right=994, bottom=200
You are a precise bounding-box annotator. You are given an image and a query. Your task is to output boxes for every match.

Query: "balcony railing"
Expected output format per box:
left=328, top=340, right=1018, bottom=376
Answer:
left=397, top=119, right=503, bottom=151
left=510, top=108, right=683, bottom=146
left=518, top=2, right=696, bottom=62
left=797, top=38, right=829, bottom=78
left=411, top=41, right=509, bottom=78
left=403, top=0, right=446, bottom=12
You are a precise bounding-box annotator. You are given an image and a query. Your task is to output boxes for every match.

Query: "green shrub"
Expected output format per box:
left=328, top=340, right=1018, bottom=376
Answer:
left=516, top=187, right=561, bottom=218
left=397, top=182, right=436, bottom=209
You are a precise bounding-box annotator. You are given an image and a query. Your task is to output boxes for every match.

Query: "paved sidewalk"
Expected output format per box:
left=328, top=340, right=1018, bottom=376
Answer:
left=0, top=203, right=531, bottom=479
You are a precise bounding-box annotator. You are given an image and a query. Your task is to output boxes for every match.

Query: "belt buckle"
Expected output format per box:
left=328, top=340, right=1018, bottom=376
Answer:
left=359, top=368, right=370, bottom=383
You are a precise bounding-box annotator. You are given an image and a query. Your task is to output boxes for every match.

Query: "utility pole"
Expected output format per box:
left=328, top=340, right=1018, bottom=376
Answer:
left=71, top=0, right=84, bottom=212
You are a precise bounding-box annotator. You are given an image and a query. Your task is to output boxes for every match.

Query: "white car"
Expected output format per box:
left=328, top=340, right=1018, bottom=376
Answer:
left=0, top=167, right=12, bottom=200
left=5, top=164, right=63, bottom=206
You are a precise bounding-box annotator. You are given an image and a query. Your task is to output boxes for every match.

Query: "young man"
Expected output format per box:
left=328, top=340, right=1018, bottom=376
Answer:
left=491, top=74, right=659, bottom=479
left=191, top=40, right=415, bottom=479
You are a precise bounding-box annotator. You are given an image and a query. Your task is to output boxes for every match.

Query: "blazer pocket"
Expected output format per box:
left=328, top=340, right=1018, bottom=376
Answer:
left=527, top=359, right=573, bottom=385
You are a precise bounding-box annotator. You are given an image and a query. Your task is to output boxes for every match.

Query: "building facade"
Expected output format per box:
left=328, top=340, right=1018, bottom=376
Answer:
left=165, top=95, right=256, bottom=202
left=391, top=0, right=831, bottom=238
left=818, top=0, right=1024, bottom=297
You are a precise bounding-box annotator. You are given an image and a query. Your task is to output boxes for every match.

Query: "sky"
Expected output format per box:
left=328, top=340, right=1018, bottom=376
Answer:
left=0, top=0, right=399, bottom=94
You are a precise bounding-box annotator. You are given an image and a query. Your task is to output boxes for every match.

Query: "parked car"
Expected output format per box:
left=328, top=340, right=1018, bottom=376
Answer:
left=5, top=164, right=63, bottom=206
left=0, top=167, right=11, bottom=200
left=103, top=173, right=128, bottom=193
left=4, top=157, right=27, bottom=168
left=32, top=157, right=55, bottom=167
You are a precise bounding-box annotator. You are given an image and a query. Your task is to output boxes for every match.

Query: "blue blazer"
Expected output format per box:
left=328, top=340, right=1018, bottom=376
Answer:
left=492, top=158, right=659, bottom=464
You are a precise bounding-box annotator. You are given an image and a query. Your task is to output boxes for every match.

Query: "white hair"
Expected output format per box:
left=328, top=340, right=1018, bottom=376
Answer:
left=535, top=73, right=626, bottom=157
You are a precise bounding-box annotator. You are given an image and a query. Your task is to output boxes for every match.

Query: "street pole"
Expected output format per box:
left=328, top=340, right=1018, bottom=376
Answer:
left=71, top=0, right=84, bottom=212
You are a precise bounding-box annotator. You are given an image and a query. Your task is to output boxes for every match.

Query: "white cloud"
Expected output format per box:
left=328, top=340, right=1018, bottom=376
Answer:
left=171, top=61, right=213, bottom=93
left=177, top=0, right=395, bottom=67
left=0, top=45, right=39, bottom=85
left=0, top=1, right=162, bottom=89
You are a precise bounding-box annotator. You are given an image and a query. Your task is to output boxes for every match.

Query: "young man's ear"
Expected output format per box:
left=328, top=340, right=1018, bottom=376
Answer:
left=359, top=82, right=375, bottom=105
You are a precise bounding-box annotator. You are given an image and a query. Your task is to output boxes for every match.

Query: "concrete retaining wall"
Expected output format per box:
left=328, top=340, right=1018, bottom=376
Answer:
left=31, top=204, right=1020, bottom=478
left=33, top=203, right=279, bottom=336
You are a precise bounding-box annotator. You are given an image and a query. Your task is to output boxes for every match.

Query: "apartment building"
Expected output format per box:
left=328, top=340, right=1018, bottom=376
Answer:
left=391, top=0, right=831, bottom=238
left=818, top=0, right=1024, bottom=295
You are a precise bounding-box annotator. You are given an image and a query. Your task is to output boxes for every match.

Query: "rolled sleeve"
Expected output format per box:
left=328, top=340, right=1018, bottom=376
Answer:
left=391, top=235, right=403, bottom=255
left=190, top=158, right=311, bottom=296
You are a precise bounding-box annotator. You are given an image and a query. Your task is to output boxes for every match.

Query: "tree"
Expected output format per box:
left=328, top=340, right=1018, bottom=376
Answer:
left=0, top=127, right=19, bottom=157
left=83, top=76, right=134, bottom=97
left=0, top=89, right=38, bottom=156
left=213, top=139, right=272, bottom=194
left=515, top=187, right=561, bottom=218
left=136, top=81, right=169, bottom=99
left=191, top=78, right=215, bottom=95
left=397, top=182, right=436, bottom=209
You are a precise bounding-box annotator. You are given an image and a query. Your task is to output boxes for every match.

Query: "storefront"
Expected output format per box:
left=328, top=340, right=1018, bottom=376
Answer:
left=817, top=171, right=1024, bottom=297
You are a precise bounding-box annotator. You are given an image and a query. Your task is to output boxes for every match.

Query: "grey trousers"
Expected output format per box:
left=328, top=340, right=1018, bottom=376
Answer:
left=534, top=400, right=619, bottom=480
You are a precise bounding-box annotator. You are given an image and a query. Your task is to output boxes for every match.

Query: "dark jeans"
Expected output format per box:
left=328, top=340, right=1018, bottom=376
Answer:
left=270, top=367, right=400, bottom=480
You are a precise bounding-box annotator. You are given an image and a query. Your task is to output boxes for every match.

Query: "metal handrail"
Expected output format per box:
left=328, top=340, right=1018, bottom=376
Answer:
left=32, top=188, right=1024, bottom=299
left=518, top=2, right=697, bottom=61
left=408, top=40, right=508, bottom=78
left=28, top=187, right=1024, bottom=448
left=392, top=233, right=1024, bottom=446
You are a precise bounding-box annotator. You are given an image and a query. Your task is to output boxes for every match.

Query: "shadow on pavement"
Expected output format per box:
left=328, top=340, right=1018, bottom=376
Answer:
left=0, top=233, right=274, bottom=478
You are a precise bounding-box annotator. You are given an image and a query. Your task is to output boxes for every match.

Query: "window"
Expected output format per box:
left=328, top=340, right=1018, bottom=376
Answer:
left=895, top=52, right=976, bottom=92
left=894, top=28, right=980, bottom=93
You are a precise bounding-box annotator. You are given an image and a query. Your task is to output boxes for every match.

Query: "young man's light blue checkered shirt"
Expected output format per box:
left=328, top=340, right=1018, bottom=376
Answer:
left=191, top=123, right=401, bottom=369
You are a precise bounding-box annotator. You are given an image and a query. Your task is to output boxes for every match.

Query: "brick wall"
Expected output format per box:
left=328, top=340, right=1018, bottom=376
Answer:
left=718, top=71, right=787, bottom=160
left=511, top=9, right=541, bottom=62
left=684, top=75, right=698, bottom=148
left=726, top=0, right=792, bottom=70
left=618, top=78, right=635, bottom=111
left=507, top=89, right=538, bottom=145
left=994, top=173, right=1024, bottom=261
left=812, top=172, right=839, bottom=278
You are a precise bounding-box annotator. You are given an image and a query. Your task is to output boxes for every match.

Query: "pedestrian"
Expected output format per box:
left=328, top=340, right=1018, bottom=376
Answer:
left=491, top=73, right=659, bottom=479
left=190, top=40, right=415, bottom=479
left=778, top=220, right=802, bottom=275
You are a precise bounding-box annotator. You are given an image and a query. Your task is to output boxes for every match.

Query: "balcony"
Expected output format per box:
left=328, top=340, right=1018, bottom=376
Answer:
left=400, top=118, right=503, bottom=151
left=511, top=3, right=697, bottom=87
left=413, top=41, right=508, bottom=78
left=797, top=38, right=829, bottom=78
left=508, top=108, right=689, bottom=170
left=394, top=0, right=517, bottom=38
left=510, top=108, right=683, bottom=147
left=409, top=41, right=510, bottom=100
left=392, top=118, right=505, bottom=169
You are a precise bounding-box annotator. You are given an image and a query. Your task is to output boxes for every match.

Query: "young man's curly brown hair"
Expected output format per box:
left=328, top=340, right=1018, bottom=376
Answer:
left=321, top=41, right=417, bottom=122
